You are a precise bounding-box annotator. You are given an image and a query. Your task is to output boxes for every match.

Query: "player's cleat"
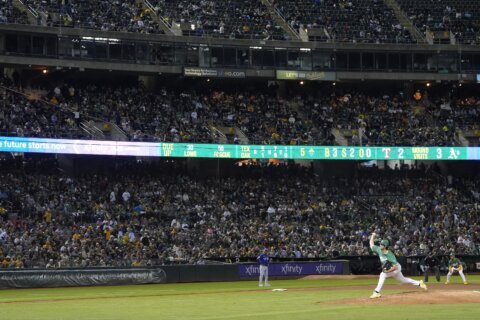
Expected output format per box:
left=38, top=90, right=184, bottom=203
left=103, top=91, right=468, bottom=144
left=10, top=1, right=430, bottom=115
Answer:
left=369, top=292, right=381, bottom=299
left=464, top=282, right=469, bottom=285
left=444, top=281, right=449, bottom=284
left=265, top=283, right=271, bottom=287
left=419, top=280, right=428, bottom=290
left=259, top=284, right=263, bottom=287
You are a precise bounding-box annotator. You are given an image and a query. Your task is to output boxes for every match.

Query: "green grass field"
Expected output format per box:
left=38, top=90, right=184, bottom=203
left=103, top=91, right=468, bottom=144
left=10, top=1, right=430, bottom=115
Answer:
left=0, top=276, right=479, bottom=320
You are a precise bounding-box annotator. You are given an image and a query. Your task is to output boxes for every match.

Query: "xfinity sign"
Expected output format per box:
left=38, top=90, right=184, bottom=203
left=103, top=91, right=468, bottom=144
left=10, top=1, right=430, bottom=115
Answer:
left=238, top=262, right=344, bottom=277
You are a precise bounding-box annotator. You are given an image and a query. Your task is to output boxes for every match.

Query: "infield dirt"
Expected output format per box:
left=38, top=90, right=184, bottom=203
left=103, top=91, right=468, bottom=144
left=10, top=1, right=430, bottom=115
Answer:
left=322, top=283, right=480, bottom=305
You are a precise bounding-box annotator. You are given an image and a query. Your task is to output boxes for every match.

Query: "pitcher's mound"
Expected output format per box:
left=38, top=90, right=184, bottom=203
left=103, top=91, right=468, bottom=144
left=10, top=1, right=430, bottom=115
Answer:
left=326, top=290, right=480, bottom=305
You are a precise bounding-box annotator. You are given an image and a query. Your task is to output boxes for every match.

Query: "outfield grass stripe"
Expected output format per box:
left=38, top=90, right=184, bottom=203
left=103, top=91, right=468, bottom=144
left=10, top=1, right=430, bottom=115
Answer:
left=0, top=277, right=478, bottom=320
left=193, top=308, right=330, bottom=320
left=0, top=288, right=281, bottom=304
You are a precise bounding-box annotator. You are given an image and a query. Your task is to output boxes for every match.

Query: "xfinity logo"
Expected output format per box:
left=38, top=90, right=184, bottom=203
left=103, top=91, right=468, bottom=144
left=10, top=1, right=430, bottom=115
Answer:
left=281, top=264, right=303, bottom=274
left=239, top=262, right=342, bottom=277
left=244, top=265, right=260, bottom=276
left=316, top=264, right=336, bottom=274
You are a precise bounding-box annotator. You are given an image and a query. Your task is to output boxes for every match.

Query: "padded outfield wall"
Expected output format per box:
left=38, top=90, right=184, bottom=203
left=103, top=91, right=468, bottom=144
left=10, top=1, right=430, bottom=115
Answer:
left=0, top=261, right=349, bottom=288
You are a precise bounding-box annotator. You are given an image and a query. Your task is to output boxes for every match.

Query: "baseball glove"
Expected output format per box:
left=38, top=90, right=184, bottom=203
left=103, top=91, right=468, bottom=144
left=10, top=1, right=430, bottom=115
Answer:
left=382, top=261, right=393, bottom=272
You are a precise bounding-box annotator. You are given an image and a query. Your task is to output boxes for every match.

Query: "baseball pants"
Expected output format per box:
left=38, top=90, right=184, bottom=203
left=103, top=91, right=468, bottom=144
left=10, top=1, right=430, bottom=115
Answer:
left=447, top=267, right=467, bottom=282
left=375, top=264, right=420, bottom=293
left=423, top=266, right=440, bottom=282
left=259, top=265, right=269, bottom=285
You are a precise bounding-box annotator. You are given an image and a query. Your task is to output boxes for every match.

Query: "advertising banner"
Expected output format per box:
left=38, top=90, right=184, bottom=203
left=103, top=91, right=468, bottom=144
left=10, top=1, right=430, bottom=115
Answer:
left=276, top=70, right=336, bottom=81
left=184, top=67, right=246, bottom=78
left=238, top=262, right=344, bottom=277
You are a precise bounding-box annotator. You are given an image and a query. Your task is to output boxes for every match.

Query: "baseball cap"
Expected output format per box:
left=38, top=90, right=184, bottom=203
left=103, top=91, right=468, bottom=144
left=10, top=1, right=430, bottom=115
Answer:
left=380, top=239, right=389, bottom=246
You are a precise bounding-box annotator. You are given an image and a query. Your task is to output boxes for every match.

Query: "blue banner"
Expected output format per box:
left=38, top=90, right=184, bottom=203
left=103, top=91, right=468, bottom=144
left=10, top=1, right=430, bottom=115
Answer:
left=238, top=262, right=344, bottom=277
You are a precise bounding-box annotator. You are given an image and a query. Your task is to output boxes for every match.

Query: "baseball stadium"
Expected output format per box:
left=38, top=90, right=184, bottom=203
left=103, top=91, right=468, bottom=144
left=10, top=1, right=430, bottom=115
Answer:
left=0, top=0, right=480, bottom=319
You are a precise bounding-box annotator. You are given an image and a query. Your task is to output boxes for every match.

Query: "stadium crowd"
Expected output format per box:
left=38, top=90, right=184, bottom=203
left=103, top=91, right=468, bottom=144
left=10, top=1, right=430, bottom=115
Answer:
left=0, top=157, right=479, bottom=269
left=19, top=0, right=164, bottom=33
left=2, top=74, right=480, bottom=146
left=272, top=0, right=414, bottom=43
left=151, top=0, right=287, bottom=39
left=3, top=0, right=479, bottom=44
left=397, top=0, right=480, bottom=44
left=0, top=0, right=29, bottom=25
left=15, top=0, right=285, bottom=38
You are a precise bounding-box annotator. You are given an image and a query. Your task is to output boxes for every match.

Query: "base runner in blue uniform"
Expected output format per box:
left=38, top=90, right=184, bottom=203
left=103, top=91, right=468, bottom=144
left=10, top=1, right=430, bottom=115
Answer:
left=257, top=248, right=270, bottom=287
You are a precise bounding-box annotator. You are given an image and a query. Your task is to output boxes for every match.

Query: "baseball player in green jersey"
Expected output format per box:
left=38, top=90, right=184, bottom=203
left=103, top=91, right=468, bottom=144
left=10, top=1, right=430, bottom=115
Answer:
left=445, top=253, right=468, bottom=284
left=369, top=233, right=427, bottom=298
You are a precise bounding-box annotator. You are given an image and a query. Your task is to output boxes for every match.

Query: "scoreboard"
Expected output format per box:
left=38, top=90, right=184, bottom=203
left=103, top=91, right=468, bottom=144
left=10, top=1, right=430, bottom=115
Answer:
left=161, top=144, right=474, bottom=160
left=1, top=136, right=479, bottom=160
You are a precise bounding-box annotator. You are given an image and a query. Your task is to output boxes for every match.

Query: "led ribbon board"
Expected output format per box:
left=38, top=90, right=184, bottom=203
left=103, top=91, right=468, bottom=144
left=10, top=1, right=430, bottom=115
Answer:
left=0, top=136, right=479, bottom=160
